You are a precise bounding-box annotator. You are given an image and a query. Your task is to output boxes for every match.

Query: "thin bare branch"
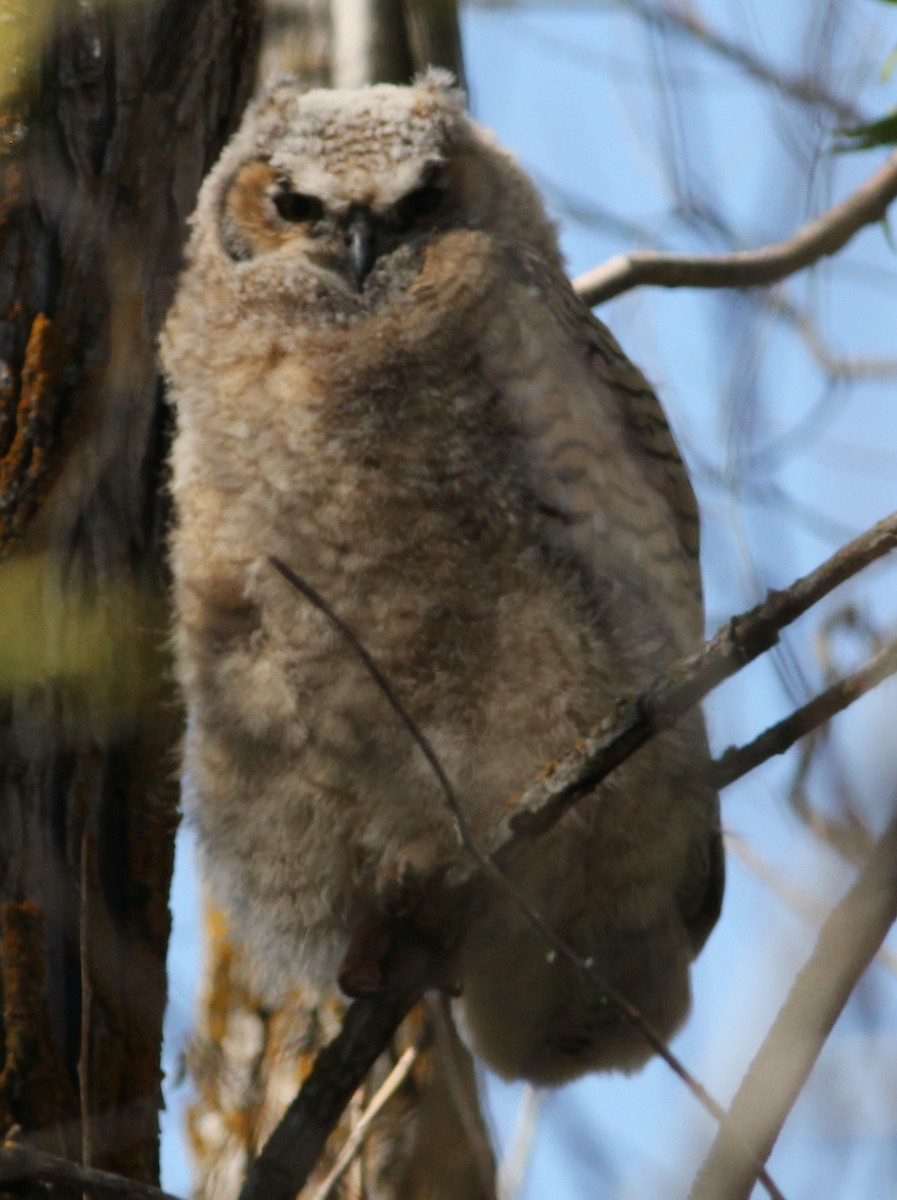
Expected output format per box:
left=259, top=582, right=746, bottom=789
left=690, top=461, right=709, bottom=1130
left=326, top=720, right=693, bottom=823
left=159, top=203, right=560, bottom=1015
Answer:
left=625, top=0, right=862, bottom=126
left=269, top=556, right=483, bottom=865
left=689, top=809, right=897, bottom=1200
left=309, top=1043, right=420, bottom=1200
left=79, top=828, right=92, bottom=1182
left=761, top=290, right=897, bottom=381
left=0, top=1143, right=182, bottom=1200
left=728, top=836, right=897, bottom=975
left=712, top=637, right=897, bottom=789
left=497, top=1086, right=540, bottom=1200
left=497, top=510, right=897, bottom=853
left=573, top=153, right=897, bottom=306
left=238, top=988, right=419, bottom=1200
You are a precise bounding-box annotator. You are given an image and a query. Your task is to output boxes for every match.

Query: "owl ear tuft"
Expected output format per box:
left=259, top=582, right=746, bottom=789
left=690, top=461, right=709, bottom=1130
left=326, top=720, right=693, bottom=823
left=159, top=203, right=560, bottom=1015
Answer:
left=414, top=67, right=467, bottom=113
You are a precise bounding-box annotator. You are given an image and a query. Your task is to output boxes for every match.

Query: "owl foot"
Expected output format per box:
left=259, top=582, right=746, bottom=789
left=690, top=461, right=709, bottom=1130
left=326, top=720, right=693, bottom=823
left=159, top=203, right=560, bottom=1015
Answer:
left=338, top=908, right=395, bottom=995
left=338, top=912, right=458, bottom=998
left=338, top=856, right=464, bottom=998
left=338, top=907, right=460, bottom=998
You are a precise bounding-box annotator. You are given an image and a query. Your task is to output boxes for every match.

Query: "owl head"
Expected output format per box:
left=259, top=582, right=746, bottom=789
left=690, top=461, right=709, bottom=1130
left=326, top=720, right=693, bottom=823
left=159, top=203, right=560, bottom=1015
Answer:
left=181, top=71, right=562, bottom=316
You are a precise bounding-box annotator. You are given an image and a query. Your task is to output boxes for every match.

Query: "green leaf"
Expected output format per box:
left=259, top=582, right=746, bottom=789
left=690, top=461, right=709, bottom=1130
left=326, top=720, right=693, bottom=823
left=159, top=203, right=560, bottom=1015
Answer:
left=836, top=110, right=897, bottom=150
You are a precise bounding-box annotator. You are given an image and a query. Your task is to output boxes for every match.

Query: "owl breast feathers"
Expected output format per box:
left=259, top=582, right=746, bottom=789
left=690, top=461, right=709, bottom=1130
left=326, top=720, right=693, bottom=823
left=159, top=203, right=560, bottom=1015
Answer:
left=162, top=70, right=723, bottom=1086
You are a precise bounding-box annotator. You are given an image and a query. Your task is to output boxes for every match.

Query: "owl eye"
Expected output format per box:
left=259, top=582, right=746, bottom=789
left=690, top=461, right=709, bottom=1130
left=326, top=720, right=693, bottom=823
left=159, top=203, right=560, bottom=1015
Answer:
left=273, top=190, right=324, bottom=223
left=392, top=180, right=446, bottom=229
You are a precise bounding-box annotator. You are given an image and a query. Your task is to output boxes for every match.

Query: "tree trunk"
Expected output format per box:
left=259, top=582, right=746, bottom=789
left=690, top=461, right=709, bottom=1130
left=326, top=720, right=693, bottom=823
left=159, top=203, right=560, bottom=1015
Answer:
left=0, top=0, right=261, bottom=1189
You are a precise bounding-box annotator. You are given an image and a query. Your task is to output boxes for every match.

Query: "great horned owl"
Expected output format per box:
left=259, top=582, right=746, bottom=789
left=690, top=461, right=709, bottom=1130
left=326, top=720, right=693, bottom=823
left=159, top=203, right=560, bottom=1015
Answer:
left=162, top=71, right=723, bottom=1086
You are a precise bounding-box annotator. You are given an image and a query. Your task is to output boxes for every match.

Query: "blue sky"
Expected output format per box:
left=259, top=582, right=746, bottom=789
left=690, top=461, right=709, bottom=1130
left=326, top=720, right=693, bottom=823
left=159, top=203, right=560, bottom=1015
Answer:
left=161, top=4, right=897, bottom=1196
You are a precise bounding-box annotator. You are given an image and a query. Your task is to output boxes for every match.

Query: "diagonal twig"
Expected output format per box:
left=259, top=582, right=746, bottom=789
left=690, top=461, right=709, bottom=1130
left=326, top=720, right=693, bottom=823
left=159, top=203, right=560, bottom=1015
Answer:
left=626, top=0, right=862, bottom=126
left=496, top=509, right=897, bottom=853
left=712, top=636, right=897, bottom=789
left=309, top=1042, right=420, bottom=1200
left=238, top=988, right=419, bottom=1200
left=689, top=808, right=897, bottom=1200
left=0, top=1143, right=183, bottom=1200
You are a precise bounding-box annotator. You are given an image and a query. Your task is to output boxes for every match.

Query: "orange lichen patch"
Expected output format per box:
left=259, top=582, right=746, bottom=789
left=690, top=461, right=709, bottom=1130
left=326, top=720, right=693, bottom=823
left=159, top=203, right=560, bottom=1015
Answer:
left=202, top=903, right=249, bottom=1048
left=0, top=901, right=78, bottom=1142
left=0, top=312, right=62, bottom=553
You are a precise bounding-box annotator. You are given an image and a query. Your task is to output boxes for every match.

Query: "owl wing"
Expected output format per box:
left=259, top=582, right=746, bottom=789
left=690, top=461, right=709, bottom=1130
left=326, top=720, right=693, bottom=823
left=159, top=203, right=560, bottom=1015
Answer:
left=481, top=246, right=723, bottom=952
left=486, top=245, right=704, bottom=654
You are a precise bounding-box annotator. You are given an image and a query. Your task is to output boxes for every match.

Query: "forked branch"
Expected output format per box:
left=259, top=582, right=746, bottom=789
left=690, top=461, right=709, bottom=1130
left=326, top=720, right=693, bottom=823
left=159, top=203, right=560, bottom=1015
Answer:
left=490, top=509, right=897, bottom=855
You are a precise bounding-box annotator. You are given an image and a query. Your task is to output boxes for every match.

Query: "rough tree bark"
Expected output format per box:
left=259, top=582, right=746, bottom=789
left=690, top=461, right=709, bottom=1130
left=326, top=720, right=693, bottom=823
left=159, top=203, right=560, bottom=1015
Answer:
left=184, top=4, right=496, bottom=1198
left=0, top=0, right=261, bottom=1190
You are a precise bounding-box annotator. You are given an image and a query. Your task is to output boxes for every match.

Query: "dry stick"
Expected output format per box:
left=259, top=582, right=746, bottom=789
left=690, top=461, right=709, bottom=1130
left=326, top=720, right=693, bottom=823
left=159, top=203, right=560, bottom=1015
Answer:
left=0, top=1144, right=183, bottom=1200
left=573, top=153, right=897, bottom=306
left=712, top=636, right=897, bottom=789
left=495, top=509, right=897, bottom=854
left=309, top=1043, right=420, bottom=1200
left=688, top=809, right=897, bottom=1200
left=268, top=559, right=484, bottom=866
left=239, top=987, right=418, bottom=1200
left=79, top=828, right=93, bottom=1183
left=728, top=836, right=897, bottom=976
left=248, top=511, right=897, bottom=1200
left=498, top=1085, right=541, bottom=1200
left=627, top=0, right=861, bottom=125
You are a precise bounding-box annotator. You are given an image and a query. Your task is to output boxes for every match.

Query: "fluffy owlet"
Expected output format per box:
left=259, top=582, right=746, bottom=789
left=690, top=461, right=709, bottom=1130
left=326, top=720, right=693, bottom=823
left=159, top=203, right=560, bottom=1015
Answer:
left=162, top=72, right=723, bottom=1086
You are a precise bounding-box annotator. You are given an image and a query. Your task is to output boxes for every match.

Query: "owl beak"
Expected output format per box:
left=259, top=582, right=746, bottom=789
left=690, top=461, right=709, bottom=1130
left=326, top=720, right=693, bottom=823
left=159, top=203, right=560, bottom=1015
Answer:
left=345, top=207, right=378, bottom=291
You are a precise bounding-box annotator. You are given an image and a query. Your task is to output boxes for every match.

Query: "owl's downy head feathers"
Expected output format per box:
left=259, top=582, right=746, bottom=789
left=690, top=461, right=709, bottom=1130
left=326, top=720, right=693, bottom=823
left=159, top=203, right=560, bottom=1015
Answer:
left=180, top=72, right=562, bottom=315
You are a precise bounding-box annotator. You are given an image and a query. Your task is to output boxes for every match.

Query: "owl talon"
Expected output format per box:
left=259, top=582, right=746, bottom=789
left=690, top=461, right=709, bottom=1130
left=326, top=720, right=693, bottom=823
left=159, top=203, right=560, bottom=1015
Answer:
left=338, top=895, right=462, bottom=999
left=338, top=909, right=394, bottom=996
